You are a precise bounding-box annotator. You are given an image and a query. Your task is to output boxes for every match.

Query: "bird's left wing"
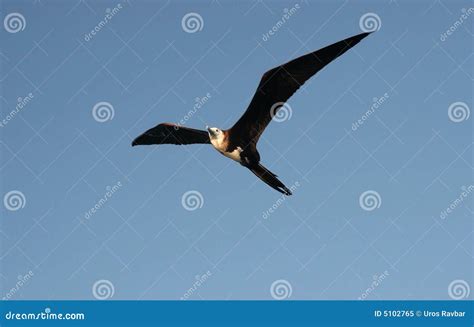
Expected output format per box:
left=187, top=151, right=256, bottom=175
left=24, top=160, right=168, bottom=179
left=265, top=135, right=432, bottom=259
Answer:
left=229, top=32, right=372, bottom=146
left=132, top=123, right=210, bottom=146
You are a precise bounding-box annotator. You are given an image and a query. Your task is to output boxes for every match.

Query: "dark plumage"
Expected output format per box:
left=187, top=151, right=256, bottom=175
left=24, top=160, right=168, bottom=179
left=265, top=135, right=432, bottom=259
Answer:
left=132, top=32, right=373, bottom=195
left=132, top=123, right=209, bottom=146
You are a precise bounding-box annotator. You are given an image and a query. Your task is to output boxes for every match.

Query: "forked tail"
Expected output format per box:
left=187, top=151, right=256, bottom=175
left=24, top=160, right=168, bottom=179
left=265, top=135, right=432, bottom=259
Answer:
left=248, top=163, right=292, bottom=196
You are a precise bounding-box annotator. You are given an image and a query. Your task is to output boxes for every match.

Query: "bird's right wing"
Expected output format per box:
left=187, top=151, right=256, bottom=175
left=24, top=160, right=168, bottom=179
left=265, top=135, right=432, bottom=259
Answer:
left=131, top=123, right=210, bottom=146
left=229, top=32, right=372, bottom=146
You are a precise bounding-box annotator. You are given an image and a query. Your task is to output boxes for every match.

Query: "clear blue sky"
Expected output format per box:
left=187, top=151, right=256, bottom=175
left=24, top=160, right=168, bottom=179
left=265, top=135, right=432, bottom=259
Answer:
left=1, top=0, right=472, bottom=300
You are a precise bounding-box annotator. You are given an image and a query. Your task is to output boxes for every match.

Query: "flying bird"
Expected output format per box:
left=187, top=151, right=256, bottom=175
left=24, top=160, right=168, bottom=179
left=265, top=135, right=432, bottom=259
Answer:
left=132, top=32, right=372, bottom=195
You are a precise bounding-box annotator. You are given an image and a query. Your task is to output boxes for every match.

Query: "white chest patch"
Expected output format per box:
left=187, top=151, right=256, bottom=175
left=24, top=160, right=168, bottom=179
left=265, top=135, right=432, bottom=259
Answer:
left=221, top=147, right=243, bottom=162
left=210, top=134, right=243, bottom=162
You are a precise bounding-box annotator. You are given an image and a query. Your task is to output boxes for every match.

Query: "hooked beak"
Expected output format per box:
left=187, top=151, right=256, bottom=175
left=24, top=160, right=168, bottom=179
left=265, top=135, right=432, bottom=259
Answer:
left=207, top=127, right=214, bottom=136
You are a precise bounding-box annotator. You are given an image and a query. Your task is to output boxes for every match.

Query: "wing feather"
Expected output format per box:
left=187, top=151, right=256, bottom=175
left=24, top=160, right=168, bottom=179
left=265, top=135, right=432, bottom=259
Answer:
left=229, top=32, right=372, bottom=146
left=132, top=123, right=210, bottom=146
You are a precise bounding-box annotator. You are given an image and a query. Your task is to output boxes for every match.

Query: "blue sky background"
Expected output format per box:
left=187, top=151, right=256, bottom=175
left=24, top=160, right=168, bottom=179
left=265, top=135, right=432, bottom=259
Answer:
left=0, top=0, right=472, bottom=300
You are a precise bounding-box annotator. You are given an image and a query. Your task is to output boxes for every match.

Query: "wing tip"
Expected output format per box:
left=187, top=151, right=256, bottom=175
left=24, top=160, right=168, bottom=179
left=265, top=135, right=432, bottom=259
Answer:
left=131, top=135, right=146, bottom=147
left=354, top=31, right=374, bottom=42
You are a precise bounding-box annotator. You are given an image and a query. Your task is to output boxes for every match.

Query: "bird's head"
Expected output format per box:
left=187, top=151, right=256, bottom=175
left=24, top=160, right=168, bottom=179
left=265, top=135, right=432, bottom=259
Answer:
left=207, top=126, right=223, bottom=140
